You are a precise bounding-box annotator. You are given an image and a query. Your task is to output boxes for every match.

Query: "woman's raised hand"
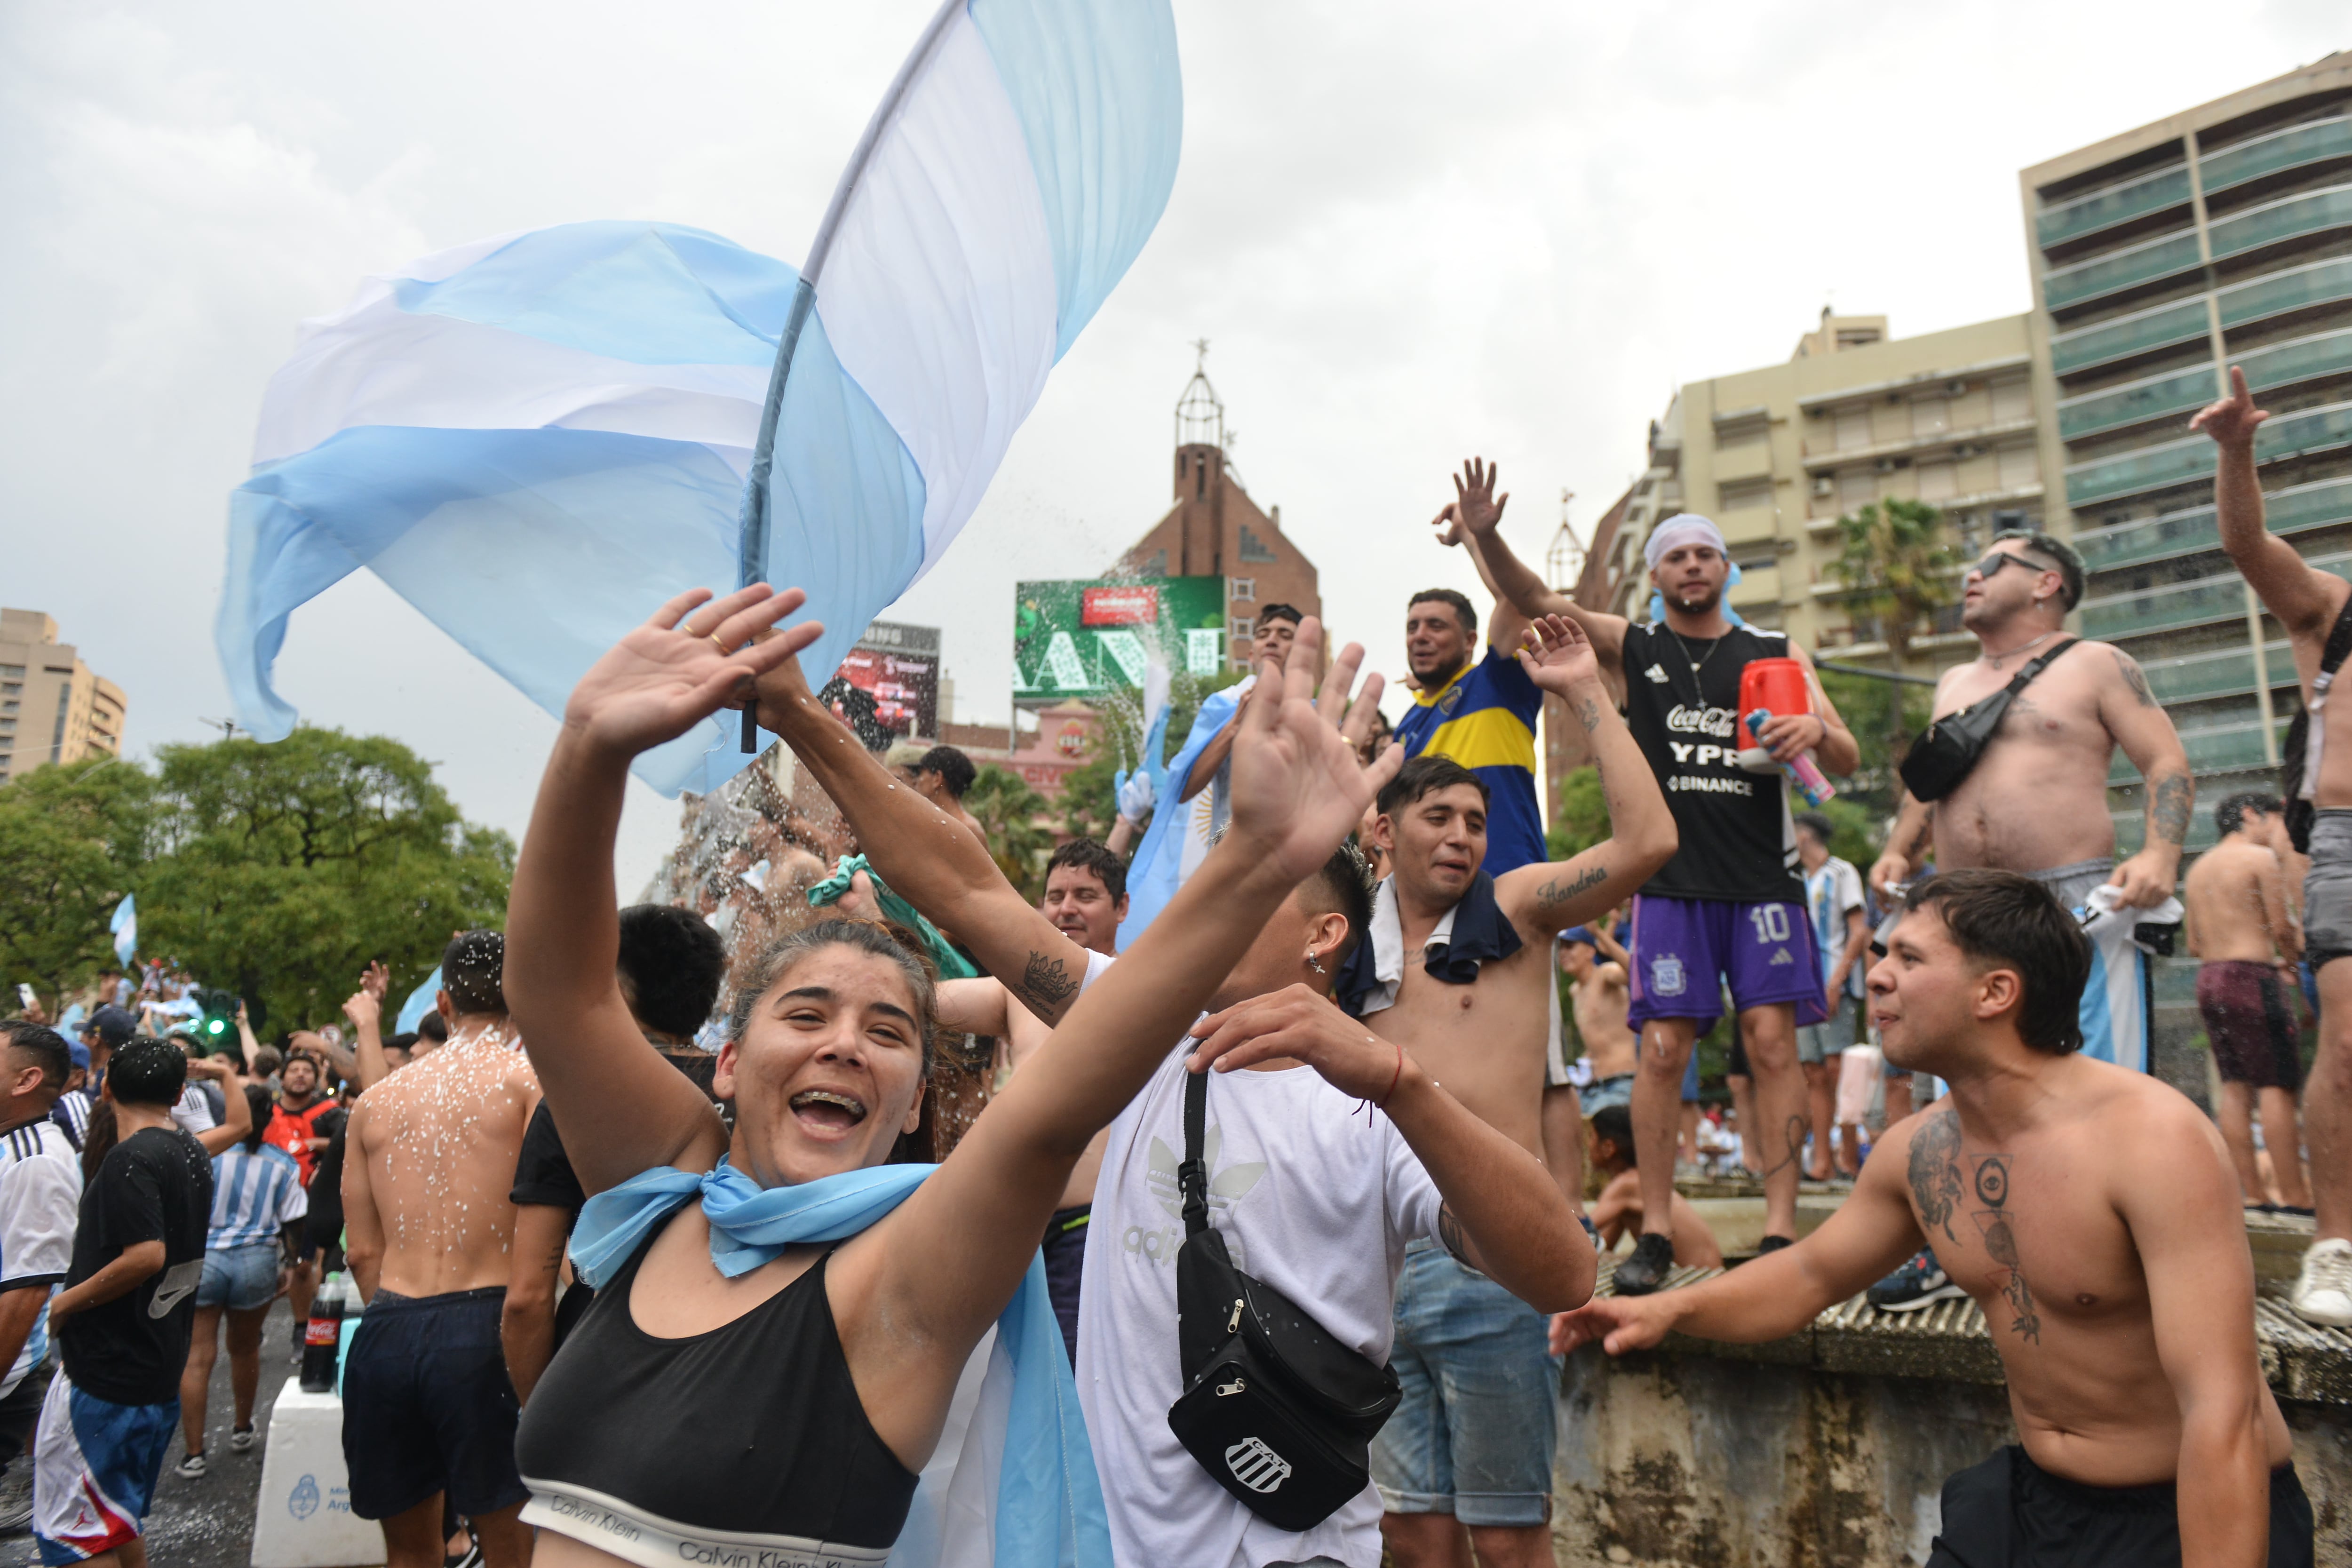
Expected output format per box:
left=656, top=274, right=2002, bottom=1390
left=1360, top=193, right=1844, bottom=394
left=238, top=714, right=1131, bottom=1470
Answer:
left=1224, top=617, right=1403, bottom=886
left=564, top=586, right=825, bottom=759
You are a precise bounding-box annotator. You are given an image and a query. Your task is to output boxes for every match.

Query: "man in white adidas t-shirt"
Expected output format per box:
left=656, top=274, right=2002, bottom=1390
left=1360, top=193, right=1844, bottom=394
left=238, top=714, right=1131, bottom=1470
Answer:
left=0, top=1023, right=84, bottom=1470
left=757, top=634, right=1594, bottom=1568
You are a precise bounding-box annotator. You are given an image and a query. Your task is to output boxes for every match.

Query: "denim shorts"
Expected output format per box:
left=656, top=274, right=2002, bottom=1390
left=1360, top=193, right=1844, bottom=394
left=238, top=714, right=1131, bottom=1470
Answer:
left=196, top=1242, right=280, bottom=1312
left=1796, top=995, right=1859, bottom=1065
left=1370, top=1242, right=1557, bottom=1527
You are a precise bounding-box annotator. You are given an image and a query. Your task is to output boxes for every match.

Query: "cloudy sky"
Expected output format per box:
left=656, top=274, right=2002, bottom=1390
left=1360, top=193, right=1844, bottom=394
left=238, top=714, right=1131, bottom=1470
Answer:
left=2, top=1, right=2342, bottom=887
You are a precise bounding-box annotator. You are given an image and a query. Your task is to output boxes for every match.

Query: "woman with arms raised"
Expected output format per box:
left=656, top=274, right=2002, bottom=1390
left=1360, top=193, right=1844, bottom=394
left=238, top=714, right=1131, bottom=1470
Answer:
left=501, top=583, right=1398, bottom=1568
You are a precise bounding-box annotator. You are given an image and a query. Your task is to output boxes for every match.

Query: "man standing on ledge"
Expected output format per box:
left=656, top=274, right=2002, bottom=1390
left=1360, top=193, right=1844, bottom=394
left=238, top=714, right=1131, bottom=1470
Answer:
left=1554, top=871, right=2312, bottom=1566
left=1447, top=494, right=1859, bottom=1291
left=2194, top=366, right=2352, bottom=1328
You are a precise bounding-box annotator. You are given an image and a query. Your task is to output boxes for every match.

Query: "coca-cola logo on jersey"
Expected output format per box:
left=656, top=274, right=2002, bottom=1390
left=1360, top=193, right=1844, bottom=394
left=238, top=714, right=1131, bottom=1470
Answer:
left=1665, top=704, right=1737, bottom=740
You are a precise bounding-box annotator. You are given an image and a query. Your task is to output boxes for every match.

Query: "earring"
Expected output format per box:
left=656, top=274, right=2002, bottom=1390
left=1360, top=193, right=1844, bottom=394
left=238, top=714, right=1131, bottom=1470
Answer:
left=1307, top=953, right=1327, bottom=975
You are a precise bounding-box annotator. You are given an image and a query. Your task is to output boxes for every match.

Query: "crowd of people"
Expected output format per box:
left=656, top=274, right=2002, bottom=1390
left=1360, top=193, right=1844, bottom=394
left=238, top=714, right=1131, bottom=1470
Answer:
left=0, top=366, right=2335, bottom=1567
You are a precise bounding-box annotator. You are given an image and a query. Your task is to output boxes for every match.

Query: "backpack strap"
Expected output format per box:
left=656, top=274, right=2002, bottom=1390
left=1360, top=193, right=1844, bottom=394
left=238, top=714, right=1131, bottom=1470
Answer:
left=1178, top=1065, right=1210, bottom=1237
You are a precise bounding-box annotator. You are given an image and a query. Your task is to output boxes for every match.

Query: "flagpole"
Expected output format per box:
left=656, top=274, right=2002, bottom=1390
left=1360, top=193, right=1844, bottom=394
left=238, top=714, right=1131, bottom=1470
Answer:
left=736, top=0, right=968, bottom=750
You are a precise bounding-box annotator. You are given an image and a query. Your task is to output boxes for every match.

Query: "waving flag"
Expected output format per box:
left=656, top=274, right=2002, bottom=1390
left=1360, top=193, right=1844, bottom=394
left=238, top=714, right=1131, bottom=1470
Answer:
left=219, top=0, right=1182, bottom=796
left=110, top=894, right=137, bottom=968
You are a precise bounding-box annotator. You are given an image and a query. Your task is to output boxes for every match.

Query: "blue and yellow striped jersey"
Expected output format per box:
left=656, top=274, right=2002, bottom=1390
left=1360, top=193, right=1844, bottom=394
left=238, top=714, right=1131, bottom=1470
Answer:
left=1393, top=645, right=1547, bottom=875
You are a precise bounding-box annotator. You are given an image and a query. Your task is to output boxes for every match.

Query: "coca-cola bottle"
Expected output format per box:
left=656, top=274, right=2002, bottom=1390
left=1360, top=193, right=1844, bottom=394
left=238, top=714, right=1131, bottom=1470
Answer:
left=299, top=1274, right=348, bottom=1394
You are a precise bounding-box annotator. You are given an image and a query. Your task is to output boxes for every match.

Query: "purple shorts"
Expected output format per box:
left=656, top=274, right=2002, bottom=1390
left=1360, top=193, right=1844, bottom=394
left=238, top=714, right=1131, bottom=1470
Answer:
left=1626, top=894, right=1828, bottom=1029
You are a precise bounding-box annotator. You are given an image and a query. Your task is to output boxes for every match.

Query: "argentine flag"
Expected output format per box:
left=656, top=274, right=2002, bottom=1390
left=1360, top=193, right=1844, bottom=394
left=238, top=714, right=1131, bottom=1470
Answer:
left=219, top=0, right=1182, bottom=797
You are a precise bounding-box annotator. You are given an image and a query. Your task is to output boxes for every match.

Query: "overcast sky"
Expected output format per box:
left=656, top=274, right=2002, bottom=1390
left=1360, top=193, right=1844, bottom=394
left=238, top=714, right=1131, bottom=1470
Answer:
left=3, top=1, right=2343, bottom=888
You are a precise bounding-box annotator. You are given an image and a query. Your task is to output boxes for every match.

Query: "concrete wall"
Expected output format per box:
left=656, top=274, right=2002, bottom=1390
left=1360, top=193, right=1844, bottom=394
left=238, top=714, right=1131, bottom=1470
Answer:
left=1553, top=1351, right=2350, bottom=1566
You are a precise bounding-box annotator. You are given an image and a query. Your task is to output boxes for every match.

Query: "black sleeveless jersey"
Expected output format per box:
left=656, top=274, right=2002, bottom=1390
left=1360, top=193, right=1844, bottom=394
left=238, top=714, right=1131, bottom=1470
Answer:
left=1619, top=621, right=1803, bottom=903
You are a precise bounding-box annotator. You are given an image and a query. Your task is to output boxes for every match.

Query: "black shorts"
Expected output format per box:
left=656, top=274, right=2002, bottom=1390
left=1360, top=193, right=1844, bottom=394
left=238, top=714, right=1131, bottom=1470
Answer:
left=1041, top=1204, right=1089, bottom=1365
left=0, top=1364, right=49, bottom=1468
left=341, top=1287, right=526, bottom=1520
left=1926, top=1444, right=2312, bottom=1566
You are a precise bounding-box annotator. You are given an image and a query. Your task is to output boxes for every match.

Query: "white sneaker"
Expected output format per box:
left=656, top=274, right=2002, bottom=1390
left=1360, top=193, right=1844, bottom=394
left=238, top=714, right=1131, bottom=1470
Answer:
left=2290, top=1236, right=2352, bottom=1328
left=173, top=1452, right=207, bottom=1480
left=228, top=1424, right=256, bottom=1453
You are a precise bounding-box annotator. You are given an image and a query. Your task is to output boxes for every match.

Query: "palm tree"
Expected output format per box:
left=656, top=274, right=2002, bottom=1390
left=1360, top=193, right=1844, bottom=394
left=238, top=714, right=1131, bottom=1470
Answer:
left=1826, top=497, right=1962, bottom=755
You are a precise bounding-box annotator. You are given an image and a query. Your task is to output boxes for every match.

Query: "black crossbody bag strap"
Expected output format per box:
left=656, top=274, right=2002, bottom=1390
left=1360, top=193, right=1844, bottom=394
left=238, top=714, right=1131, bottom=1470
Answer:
left=1179, top=1065, right=1210, bottom=1237
left=2002, top=637, right=2077, bottom=698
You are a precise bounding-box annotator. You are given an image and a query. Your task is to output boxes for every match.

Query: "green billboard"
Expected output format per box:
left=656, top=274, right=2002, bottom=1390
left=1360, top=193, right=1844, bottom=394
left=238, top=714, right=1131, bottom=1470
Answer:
left=1012, top=577, right=1228, bottom=706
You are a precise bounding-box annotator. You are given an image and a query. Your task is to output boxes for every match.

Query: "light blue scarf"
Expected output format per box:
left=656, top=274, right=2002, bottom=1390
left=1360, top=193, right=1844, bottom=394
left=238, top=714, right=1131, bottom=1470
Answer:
left=571, top=1159, right=1109, bottom=1568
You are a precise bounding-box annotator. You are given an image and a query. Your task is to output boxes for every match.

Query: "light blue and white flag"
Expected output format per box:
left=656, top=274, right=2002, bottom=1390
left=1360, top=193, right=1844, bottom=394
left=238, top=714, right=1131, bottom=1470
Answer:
left=109, top=895, right=137, bottom=968
left=394, top=967, right=442, bottom=1035
left=220, top=0, right=1182, bottom=796
left=1117, top=679, right=1247, bottom=949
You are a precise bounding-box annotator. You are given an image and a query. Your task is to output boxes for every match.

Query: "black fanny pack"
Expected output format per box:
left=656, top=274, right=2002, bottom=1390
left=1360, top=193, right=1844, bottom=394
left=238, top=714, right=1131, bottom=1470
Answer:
left=1898, top=639, right=2075, bottom=803
left=1165, top=1066, right=1400, bottom=1532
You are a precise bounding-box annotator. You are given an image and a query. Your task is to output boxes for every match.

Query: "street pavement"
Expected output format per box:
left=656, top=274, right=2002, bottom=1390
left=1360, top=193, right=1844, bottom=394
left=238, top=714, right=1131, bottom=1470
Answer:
left=0, top=1298, right=305, bottom=1568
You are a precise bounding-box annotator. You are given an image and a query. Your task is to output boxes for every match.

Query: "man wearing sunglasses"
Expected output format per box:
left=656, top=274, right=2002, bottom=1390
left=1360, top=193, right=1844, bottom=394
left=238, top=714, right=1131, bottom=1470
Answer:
left=2195, top=365, right=2352, bottom=1331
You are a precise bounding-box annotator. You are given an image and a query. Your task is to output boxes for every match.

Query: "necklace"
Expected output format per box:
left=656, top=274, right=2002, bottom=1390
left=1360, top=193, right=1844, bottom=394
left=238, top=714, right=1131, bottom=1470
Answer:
left=1982, top=629, right=2057, bottom=672
left=1666, top=627, right=1726, bottom=681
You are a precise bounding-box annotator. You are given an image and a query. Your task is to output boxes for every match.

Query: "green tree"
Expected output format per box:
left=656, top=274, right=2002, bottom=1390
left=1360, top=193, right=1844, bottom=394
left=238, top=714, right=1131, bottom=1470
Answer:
left=1544, top=766, right=1612, bottom=862
left=140, top=727, right=513, bottom=1032
left=963, top=765, right=1055, bottom=902
left=1058, top=753, right=1120, bottom=843
left=1827, top=496, right=1963, bottom=683
left=0, top=759, right=156, bottom=1011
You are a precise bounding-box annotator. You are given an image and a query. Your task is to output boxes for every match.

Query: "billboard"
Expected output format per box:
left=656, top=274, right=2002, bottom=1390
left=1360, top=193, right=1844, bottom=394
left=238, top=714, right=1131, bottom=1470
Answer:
left=1013, top=576, right=1227, bottom=706
left=834, top=621, right=940, bottom=739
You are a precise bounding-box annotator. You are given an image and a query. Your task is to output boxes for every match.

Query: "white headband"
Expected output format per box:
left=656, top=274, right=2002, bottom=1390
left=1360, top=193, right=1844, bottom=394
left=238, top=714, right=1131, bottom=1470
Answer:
left=1644, top=513, right=1728, bottom=570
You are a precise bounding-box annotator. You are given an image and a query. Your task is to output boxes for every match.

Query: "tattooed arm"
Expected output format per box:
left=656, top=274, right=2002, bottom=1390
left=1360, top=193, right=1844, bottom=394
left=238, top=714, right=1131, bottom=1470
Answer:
left=1550, top=1106, right=1928, bottom=1355
left=753, top=647, right=1093, bottom=1024
left=1497, top=617, right=1677, bottom=937
left=2103, top=645, right=2193, bottom=910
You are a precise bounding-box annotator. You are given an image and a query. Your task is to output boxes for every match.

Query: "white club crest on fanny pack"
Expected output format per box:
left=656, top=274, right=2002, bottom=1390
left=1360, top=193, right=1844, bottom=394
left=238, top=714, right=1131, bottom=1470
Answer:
left=1225, top=1437, right=1293, bottom=1494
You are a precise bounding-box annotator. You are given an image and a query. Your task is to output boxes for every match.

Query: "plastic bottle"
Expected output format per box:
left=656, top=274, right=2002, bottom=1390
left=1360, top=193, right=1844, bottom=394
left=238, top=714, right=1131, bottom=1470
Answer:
left=299, top=1273, right=348, bottom=1394
left=1744, top=709, right=1837, bottom=807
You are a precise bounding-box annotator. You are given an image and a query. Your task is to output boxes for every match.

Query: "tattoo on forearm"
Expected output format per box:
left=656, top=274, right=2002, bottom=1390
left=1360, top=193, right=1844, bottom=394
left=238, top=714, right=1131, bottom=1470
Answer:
left=1535, top=864, right=1608, bottom=910
left=1970, top=1154, right=2039, bottom=1344
left=1437, top=1203, right=1472, bottom=1268
left=2151, top=773, right=2192, bottom=847
left=1907, top=1108, right=1963, bottom=1242
left=1903, top=807, right=1936, bottom=859
left=1574, top=694, right=1603, bottom=732
left=1016, top=951, right=1079, bottom=1015
left=2113, top=649, right=2158, bottom=709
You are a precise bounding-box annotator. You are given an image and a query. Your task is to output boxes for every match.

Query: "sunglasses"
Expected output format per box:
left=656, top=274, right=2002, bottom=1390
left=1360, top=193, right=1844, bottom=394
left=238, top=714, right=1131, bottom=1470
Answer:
left=1969, top=551, right=2051, bottom=584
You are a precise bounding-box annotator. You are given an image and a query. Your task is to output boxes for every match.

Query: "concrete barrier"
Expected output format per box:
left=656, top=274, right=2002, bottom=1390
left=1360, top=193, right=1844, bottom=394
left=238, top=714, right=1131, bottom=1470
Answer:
left=250, top=1377, right=384, bottom=1568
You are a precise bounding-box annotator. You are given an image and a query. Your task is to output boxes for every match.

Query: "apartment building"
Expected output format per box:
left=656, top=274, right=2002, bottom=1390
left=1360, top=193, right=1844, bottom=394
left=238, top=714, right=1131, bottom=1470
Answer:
left=2024, top=51, right=2352, bottom=851
left=1586, top=311, right=2046, bottom=661
left=0, top=608, right=127, bottom=784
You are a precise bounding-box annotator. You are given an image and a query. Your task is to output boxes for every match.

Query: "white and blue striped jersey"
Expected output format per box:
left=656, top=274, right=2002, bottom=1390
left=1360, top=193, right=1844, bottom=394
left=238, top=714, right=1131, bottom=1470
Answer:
left=0, top=1119, right=81, bottom=1399
left=48, top=1091, right=91, bottom=1152
left=207, top=1144, right=306, bottom=1251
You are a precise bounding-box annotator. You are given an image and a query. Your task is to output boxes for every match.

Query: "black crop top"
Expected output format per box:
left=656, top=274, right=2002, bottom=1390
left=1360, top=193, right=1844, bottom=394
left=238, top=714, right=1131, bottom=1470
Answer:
left=514, top=1215, right=919, bottom=1566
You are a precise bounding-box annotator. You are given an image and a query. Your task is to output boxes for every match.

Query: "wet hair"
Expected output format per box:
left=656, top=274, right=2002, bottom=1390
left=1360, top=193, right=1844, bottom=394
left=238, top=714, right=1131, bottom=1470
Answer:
left=917, top=746, right=977, bottom=800
left=1903, top=870, right=2090, bottom=1054
left=1046, top=838, right=1127, bottom=905
left=1377, top=754, right=1491, bottom=817
left=241, top=1084, right=273, bottom=1153
left=617, top=905, right=730, bottom=1039
left=417, top=1012, right=448, bottom=1044
left=0, top=1021, right=71, bottom=1096
left=441, top=930, right=508, bottom=1017
left=1296, top=842, right=1377, bottom=969
left=108, top=1036, right=190, bottom=1109
left=1793, top=811, right=1834, bottom=847
left=727, top=918, right=938, bottom=1081
left=2216, top=792, right=2283, bottom=838
left=1990, top=529, right=2085, bottom=612
left=1407, top=588, right=1478, bottom=639
left=1589, top=1103, right=1634, bottom=1165
left=1256, top=604, right=1304, bottom=632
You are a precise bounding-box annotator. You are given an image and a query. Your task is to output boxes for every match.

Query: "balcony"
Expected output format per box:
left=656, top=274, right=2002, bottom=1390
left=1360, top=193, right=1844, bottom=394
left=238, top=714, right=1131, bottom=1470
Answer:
left=2110, top=716, right=2280, bottom=782
left=2050, top=299, right=2209, bottom=376
left=2036, top=165, right=2191, bottom=250
left=2217, top=254, right=2352, bottom=330
left=1800, top=415, right=2038, bottom=469
left=2064, top=399, right=2352, bottom=507
left=2042, top=230, right=2201, bottom=311
left=2136, top=641, right=2293, bottom=705
left=2058, top=326, right=2352, bottom=442
left=2074, top=475, right=2352, bottom=572
left=2209, top=183, right=2352, bottom=262
left=2200, top=115, right=2352, bottom=199
left=2079, top=548, right=2352, bottom=639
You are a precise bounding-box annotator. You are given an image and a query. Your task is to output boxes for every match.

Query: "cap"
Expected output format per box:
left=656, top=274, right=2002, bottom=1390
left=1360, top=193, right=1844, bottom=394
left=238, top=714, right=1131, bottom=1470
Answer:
left=85, top=1005, right=135, bottom=1049
left=67, top=1042, right=90, bottom=1070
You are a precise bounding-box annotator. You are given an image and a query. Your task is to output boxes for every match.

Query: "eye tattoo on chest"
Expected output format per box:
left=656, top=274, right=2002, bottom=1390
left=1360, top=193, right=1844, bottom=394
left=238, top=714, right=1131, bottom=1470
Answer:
left=1969, top=1153, right=2040, bottom=1344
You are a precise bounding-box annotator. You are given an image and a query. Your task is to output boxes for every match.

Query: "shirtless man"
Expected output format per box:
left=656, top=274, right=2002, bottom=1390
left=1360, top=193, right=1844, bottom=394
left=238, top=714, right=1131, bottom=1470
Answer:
left=341, top=931, right=540, bottom=1568
left=1445, top=495, right=1859, bottom=1287
left=1554, top=870, right=2313, bottom=1566
left=2194, top=365, right=2352, bottom=1328
left=1563, top=920, right=1638, bottom=1115
left=2185, top=792, right=2310, bottom=1211
left=1585, top=1103, right=1722, bottom=1270
left=936, top=837, right=1128, bottom=1361
left=1339, top=617, right=1675, bottom=1568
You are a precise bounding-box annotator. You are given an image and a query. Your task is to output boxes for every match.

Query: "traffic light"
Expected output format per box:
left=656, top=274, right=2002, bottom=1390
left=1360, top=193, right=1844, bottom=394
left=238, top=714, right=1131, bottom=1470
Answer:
left=191, top=986, right=239, bottom=1045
